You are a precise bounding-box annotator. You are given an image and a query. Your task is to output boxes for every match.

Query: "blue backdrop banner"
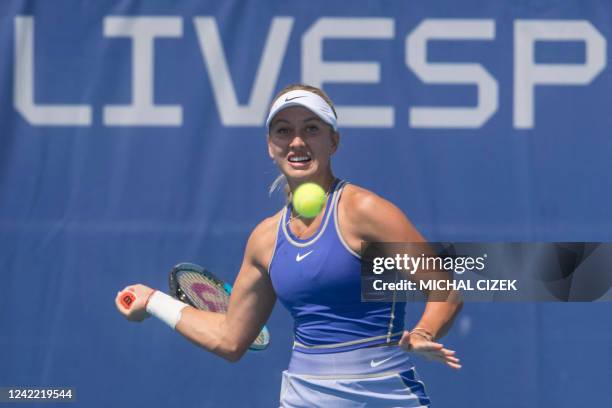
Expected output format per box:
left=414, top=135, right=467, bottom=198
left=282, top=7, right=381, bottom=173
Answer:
left=1, top=1, right=611, bottom=407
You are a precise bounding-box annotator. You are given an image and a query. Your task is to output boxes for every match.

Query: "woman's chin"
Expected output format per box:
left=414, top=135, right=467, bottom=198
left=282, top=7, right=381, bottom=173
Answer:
left=284, top=164, right=317, bottom=179
left=287, top=160, right=313, bottom=171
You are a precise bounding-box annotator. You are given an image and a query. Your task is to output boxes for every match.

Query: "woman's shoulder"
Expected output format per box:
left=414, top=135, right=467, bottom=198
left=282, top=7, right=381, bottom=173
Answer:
left=250, top=210, right=283, bottom=245
left=244, top=210, right=283, bottom=269
left=339, top=182, right=424, bottom=243
left=253, top=210, right=283, bottom=237
left=340, top=183, right=388, bottom=218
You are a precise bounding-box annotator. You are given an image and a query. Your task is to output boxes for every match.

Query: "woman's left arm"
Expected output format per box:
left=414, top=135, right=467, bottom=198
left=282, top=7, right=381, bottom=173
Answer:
left=341, top=186, right=462, bottom=369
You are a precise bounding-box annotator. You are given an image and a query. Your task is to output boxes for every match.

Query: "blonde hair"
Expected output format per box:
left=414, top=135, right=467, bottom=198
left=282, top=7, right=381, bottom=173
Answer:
left=267, top=84, right=337, bottom=200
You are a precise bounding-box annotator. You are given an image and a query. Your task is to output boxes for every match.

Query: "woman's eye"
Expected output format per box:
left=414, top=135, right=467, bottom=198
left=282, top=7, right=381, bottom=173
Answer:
left=276, top=127, right=289, bottom=135
left=306, top=125, right=319, bottom=133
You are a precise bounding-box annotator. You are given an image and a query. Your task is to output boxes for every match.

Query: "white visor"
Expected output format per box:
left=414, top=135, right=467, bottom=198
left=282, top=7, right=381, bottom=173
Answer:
left=266, top=90, right=337, bottom=131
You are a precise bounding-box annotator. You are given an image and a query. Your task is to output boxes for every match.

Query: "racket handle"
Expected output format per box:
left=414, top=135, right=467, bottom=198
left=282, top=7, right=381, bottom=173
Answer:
left=120, top=291, right=136, bottom=309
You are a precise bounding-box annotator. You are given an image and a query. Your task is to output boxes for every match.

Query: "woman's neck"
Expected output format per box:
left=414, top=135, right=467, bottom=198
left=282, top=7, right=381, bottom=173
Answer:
left=288, top=172, right=336, bottom=195
left=286, top=172, right=336, bottom=235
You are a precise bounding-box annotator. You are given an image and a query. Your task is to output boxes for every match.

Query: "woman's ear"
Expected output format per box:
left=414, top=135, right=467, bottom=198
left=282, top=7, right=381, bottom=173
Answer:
left=330, top=131, right=340, bottom=155
left=267, top=136, right=275, bottom=160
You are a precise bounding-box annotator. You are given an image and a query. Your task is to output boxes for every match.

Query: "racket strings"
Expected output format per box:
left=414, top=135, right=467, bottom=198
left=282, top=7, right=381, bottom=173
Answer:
left=177, top=271, right=229, bottom=313
left=254, top=328, right=269, bottom=347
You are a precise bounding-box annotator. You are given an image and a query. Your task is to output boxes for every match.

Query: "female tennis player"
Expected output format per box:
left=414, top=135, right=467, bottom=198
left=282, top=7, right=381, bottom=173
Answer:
left=116, top=84, right=462, bottom=407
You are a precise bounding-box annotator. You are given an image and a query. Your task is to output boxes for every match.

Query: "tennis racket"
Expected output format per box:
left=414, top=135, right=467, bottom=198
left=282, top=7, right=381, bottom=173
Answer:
left=168, top=262, right=270, bottom=351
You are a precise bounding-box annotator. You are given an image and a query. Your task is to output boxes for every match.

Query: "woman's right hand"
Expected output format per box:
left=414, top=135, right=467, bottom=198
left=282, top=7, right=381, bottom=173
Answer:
left=115, top=284, right=155, bottom=322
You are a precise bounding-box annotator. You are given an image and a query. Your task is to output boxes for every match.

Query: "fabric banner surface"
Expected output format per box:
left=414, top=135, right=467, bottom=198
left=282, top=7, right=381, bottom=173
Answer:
left=1, top=1, right=611, bottom=407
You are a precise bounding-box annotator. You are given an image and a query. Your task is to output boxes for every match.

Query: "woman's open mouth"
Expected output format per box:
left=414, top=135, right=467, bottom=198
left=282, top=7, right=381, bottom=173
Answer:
left=288, top=154, right=312, bottom=169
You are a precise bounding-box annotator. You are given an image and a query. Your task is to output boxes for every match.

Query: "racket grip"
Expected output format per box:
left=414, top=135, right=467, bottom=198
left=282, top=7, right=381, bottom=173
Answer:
left=120, top=291, right=136, bottom=309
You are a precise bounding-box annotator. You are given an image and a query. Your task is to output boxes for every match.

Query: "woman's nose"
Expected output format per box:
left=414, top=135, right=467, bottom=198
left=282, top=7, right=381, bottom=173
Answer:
left=288, top=133, right=307, bottom=148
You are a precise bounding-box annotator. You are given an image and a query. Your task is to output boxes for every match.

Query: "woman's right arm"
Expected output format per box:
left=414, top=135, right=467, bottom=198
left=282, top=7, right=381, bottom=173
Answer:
left=115, top=216, right=278, bottom=363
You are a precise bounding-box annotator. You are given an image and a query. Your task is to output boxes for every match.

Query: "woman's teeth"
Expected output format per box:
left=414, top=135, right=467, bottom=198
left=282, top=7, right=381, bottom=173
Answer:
left=289, top=156, right=310, bottom=162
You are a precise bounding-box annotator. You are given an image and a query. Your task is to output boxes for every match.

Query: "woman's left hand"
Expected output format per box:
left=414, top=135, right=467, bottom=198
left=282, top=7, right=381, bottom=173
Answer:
left=398, top=331, right=462, bottom=370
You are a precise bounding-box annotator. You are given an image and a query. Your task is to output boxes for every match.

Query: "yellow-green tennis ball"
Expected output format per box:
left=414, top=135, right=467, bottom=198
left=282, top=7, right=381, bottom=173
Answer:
left=292, top=183, right=326, bottom=218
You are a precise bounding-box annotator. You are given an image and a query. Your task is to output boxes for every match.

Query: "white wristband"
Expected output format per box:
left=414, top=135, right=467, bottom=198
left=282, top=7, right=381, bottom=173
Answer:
left=146, top=291, right=188, bottom=329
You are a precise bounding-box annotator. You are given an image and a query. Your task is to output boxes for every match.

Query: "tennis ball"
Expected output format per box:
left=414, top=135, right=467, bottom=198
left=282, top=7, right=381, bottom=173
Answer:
left=292, top=183, right=326, bottom=218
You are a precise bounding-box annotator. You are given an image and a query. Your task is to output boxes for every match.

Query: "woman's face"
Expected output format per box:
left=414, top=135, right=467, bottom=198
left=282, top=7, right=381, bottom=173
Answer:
left=267, top=106, right=339, bottom=182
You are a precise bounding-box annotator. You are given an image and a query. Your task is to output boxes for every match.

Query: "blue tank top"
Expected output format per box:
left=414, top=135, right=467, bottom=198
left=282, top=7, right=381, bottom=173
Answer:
left=268, top=180, right=405, bottom=354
